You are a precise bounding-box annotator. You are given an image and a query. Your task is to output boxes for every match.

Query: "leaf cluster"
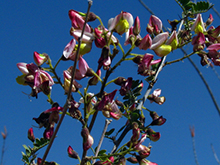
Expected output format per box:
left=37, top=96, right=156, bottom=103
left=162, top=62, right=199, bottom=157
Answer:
left=176, top=0, right=213, bottom=15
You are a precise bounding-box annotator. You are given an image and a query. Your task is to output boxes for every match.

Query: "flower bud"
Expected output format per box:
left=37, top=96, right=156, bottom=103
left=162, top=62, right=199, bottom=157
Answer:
left=33, top=52, right=48, bottom=66
left=89, top=69, right=101, bottom=85
left=146, top=128, right=160, bottom=142
left=28, top=127, right=35, bottom=142
left=114, top=77, right=127, bottom=85
left=81, top=127, right=94, bottom=151
left=150, top=111, right=166, bottom=126
left=67, top=145, right=78, bottom=159
left=133, top=16, right=141, bottom=35
left=127, top=157, right=138, bottom=164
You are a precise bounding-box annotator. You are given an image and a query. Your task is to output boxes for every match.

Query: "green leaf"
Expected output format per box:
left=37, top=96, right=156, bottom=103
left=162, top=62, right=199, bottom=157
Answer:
left=22, top=154, right=29, bottom=163
left=23, top=144, right=31, bottom=156
left=98, top=149, right=107, bottom=156
left=130, top=110, right=140, bottom=122
left=117, top=125, right=126, bottom=134
left=105, top=128, right=115, bottom=136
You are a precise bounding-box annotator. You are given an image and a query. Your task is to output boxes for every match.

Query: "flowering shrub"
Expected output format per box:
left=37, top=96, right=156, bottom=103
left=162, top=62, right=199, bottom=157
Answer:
left=17, top=0, right=217, bottom=165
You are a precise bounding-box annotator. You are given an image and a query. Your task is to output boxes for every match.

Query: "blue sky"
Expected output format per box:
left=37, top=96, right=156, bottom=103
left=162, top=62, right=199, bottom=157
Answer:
left=1, top=0, right=220, bottom=165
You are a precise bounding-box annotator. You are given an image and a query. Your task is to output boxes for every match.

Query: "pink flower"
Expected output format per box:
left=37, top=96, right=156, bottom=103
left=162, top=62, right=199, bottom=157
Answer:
left=147, top=15, right=162, bottom=35
left=108, top=11, right=134, bottom=35
left=191, top=14, right=206, bottom=34
left=16, top=62, right=54, bottom=97
left=33, top=52, right=48, bottom=66
left=94, top=26, right=118, bottom=48
left=75, top=56, right=90, bottom=80
left=150, top=32, right=172, bottom=57
left=62, top=39, right=76, bottom=60
left=137, top=54, right=161, bottom=76
left=63, top=67, right=82, bottom=93
left=69, top=9, right=92, bottom=32
left=138, top=34, right=152, bottom=50
left=207, top=43, right=220, bottom=66
left=96, top=90, right=122, bottom=120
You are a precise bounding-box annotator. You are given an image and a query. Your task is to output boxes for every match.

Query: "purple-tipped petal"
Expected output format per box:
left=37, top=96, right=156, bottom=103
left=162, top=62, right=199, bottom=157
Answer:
left=150, top=32, right=169, bottom=50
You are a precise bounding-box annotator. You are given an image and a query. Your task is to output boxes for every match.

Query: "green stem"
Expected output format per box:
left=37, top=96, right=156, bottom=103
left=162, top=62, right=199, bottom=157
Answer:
left=165, top=51, right=197, bottom=66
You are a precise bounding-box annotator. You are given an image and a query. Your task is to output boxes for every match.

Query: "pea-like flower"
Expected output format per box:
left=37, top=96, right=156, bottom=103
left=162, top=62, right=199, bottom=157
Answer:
left=147, top=88, right=165, bottom=105
left=108, top=11, right=134, bottom=35
left=16, top=62, right=54, bottom=97
left=147, top=15, right=162, bottom=35
left=137, top=53, right=161, bottom=76
left=96, top=90, right=122, bottom=120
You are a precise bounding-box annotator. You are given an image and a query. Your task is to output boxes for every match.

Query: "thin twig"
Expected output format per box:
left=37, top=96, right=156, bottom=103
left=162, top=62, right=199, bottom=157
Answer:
left=39, top=1, right=93, bottom=165
left=211, top=143, right=220, bottom=165
left=92, top=119, right=112, bottom=164
left=192, top=137, right=199, bottom=165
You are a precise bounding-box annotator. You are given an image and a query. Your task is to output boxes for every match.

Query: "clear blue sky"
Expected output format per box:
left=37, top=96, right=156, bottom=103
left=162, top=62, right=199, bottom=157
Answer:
left=1, top=0, right=220, bottom=164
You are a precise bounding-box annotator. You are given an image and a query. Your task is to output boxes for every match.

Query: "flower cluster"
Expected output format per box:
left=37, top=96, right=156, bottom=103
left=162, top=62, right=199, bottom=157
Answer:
left=18, top=2, right=219, bottom=165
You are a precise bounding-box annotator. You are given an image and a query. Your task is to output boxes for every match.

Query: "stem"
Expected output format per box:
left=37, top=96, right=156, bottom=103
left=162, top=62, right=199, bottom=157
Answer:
left=192, top=136, right=199, bottom=165
left=211, top=143, right=220, bottom=165
left=164, top=51, right=197, bottom=66
left=0, top=139, right=6, bottom=165
left=39, top=1, right=93, bottom=165
left=92, top=119, right=112, bottom=164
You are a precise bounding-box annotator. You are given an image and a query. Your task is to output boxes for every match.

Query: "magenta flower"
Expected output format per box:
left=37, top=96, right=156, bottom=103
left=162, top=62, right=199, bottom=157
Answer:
left=147, top=15, right=162, bottom=35
left=137, top=53, right=161, bottom=76
left=134, top=134, right=151, bottom=159
left=207, top=43, right=220, bottom=66
left=16, top=62, right=54, bottom=97
left=33, top=51, right=48, bottom=66
left=96, top=90, right=122, bottom=120
left=133, top=16, right=141, bottom=35
left=75, top=56, right=90, bottom=80
left=94, top=26, right=118, bottom=48
left=28, top=127, right=35, bottom=142
left=191, top=32, right=206, bottom=52
left=119, top=77, right=133, bottom=96
left=43, top=124, right=54, bottom=139
left=69, top=9, right=92, bottom=33
left=108, top=11, right=134, bottom=35
left=98, top=47, right=111, bottom=70
left=67, top=145, right=78, bottom=159
left=138, top=34, right=152, bottom=50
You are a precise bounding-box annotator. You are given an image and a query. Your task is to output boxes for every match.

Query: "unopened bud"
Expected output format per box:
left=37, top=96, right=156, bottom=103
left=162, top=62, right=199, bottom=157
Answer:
left=67, top=146, right=78, bottom=159
left=114, top=77, right=126, bottom=85
left=28, top=127, right=35, bottom=142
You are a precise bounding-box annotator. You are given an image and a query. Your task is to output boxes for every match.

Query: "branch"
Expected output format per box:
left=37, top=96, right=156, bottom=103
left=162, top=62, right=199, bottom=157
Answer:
left=211, top=143, right=220, bottom=165
left=92, top=119, right=112, bottom=164
left=39, top=1, right=93, bottom=165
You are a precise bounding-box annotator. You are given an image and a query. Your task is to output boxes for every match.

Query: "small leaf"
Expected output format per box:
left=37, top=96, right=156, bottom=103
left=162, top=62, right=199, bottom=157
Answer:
left=22, top=154, right=29, bottom=163
left=98, top=149, right=107, bottom=156
left=105, top=128, right=115, bottom=136
left=117, top=125, right=126, bottom=134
